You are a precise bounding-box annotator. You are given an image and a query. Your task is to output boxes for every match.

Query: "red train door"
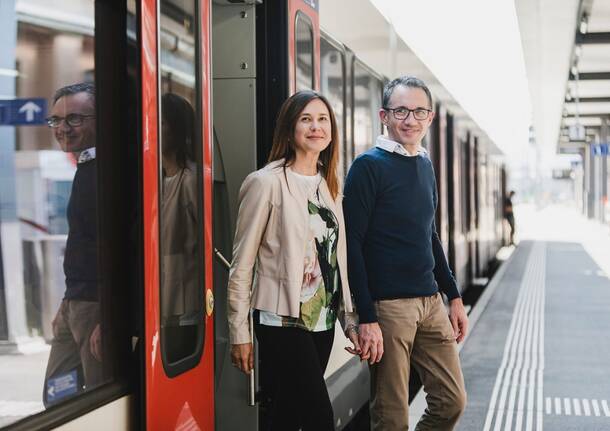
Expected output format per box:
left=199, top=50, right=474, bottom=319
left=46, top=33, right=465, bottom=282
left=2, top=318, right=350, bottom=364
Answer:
left=141, top=0, right=214, bottom=429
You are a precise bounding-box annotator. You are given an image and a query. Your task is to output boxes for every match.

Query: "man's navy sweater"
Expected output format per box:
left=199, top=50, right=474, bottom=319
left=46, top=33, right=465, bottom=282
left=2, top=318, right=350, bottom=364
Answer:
left=64, top=159, right=98, bottom=301
left=343, top=147, right=460, bottom=323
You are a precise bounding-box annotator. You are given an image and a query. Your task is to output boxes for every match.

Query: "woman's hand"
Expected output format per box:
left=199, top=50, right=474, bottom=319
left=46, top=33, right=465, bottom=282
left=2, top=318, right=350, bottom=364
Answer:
left=344, top=327, right=362, bottom=356
left=230, top=343, right=254, bottom=374
left=358, top=322, right=384, bottom=364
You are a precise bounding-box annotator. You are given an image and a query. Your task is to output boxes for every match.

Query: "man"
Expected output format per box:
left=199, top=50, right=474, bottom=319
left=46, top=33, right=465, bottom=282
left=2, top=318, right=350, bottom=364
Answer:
left=504, top=190, right=516, bottom=245
left=43, top=82, right=102, bottom=405
left=344, top=76, right=467, bottom=430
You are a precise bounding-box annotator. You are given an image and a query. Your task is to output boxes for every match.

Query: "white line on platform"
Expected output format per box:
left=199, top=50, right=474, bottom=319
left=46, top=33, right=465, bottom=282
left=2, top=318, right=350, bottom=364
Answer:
left=564, top=398, right=572, bottom=415
left=592, top=399, right=601, bottom=416
left=482, top=246, right=533, bottom=431
left=483, top=243, right=546, bottom=431
left=537, top=248, right=546, bottom=431
left=545, top=397, right=610, bottom=418
left=0, top=400, right=44, bottom=417
left=554, top=397, right=561, bottom=415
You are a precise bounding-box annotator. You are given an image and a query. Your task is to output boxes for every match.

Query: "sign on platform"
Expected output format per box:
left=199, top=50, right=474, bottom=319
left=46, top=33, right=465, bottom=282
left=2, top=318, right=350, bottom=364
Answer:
left=569, top=124, right=586, bottom=142
left=592, top=143, right=608, bottom=156
left=0, top=98, right=47, bottom=126
left=46, top=369, right=79, bottom=403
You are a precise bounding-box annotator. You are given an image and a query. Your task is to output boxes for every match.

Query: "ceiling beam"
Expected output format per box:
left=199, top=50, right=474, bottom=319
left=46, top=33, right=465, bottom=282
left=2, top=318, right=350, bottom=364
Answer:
left=569, top=71, right=610, bottom=80
left=565, top=113, right=610, bottom=118
left=575, top=32, right=610, bottom=44
left=565, top=96, right=610, bottom=103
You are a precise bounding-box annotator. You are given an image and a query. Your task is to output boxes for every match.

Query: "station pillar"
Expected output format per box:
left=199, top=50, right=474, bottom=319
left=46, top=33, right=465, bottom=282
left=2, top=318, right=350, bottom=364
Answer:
left=599, top=117, right=610, bottom=222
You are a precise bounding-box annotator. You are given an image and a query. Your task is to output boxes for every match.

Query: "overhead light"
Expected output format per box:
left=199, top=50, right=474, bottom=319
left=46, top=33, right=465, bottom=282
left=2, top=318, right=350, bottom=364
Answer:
left=580, top=13, right=588, bottom=34
left=571, top=65, right=579, bottom=77
left=566, top=90, right=573, bottom=101
left=574, top=45, right=582, bottom=60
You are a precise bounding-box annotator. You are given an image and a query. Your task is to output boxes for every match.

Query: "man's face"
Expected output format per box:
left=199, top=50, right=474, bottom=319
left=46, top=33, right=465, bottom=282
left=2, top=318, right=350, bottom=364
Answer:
left=50, top=92, right=96, bottom=154
left=380, top=85, right=435, bottom=148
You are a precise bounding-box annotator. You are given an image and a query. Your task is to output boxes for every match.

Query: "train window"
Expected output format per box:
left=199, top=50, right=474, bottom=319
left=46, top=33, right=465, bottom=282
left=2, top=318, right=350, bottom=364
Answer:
left=461, top=136, right=471, bottom=233
left=295, top=13, right=314, bottom=91
left=320, top=36, right=346, bottom=179
left=158, top=0, right=205, bottom=376
left=353, top=60, right=383, bottom=157
left=0, top=0, right=138, bottom=427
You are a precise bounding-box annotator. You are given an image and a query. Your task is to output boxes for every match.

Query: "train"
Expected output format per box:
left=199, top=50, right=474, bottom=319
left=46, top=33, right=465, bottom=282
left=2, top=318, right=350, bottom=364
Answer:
left=1, top=0, right=508, bottom=430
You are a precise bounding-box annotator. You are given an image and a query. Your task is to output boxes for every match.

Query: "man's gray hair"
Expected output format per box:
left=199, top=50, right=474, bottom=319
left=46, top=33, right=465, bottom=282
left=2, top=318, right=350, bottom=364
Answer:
left=52, top=82, right=95, bottom=105
left=382, top=76, right=433, bottom=110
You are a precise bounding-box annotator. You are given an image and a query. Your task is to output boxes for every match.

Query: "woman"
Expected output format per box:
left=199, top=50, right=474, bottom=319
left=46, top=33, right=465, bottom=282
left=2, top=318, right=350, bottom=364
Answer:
left=227, top=91, right=360, bottom=430
left=159, top=93, right=199, bottom=357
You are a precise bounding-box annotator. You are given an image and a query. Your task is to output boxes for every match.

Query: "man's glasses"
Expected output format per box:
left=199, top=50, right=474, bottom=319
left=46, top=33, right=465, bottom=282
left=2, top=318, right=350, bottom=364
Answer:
left=384, top=107, right=432, bottom=121
left=46, top=114, right=95, bottom=128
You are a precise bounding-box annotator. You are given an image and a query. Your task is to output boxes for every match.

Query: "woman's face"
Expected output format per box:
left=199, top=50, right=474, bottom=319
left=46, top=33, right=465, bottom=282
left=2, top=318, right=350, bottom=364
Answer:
left=292, top=98, right=332, bottom=156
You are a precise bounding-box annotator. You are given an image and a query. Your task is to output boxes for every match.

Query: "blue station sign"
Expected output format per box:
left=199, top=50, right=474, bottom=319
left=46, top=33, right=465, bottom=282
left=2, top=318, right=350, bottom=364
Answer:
left=0, top=98, right=48, bottom=126
left=593, top=143, right=609, bottom=156
left=46, top=369, right=79, bottom=403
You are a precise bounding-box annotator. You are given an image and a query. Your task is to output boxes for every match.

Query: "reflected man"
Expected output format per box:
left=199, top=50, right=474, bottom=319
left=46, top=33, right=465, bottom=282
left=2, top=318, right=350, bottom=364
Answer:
left=43, top=82, right=102, bottom=405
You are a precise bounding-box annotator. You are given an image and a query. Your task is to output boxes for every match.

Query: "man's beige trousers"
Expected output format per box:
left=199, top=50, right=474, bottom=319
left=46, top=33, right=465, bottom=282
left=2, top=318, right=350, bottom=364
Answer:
left=370, top=293, right=467, bottom=430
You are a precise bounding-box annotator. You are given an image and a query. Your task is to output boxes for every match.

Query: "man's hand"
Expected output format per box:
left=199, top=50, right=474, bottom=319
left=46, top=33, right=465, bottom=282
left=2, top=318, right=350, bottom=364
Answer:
left=51, top=311, right=61, bottom=339
left=231, top=343, right=254, bottom=374
left=358, top=322, right=384, bottom=364
left=89, top=324, right=102, bottom=361
left=449, top=298, right=468, bottom=343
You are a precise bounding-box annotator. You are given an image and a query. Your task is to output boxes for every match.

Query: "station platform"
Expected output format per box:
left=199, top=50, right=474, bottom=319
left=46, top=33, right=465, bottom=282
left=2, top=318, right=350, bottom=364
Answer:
left=411, top=204, right=610, bottom=430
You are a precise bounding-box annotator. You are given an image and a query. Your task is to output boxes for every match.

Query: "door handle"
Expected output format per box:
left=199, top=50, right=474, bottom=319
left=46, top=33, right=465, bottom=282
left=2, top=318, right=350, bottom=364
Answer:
left=214, top=248, right=257, bottom=406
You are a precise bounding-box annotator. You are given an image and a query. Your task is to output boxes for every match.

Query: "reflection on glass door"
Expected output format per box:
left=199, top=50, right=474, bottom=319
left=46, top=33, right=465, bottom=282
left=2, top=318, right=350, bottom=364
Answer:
left=158, top=0, right=206, bottom=377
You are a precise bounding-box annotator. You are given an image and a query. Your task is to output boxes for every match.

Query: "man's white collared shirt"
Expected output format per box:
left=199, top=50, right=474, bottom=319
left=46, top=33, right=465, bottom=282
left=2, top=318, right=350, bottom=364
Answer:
left=78, top=147, right=96, bottom=164
left=375, top=135, right=427, bottom=158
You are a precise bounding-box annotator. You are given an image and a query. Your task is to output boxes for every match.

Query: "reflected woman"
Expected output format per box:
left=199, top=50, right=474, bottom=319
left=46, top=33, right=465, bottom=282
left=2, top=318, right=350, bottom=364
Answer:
left=227, top=91, right=360, bottom=430
left=160, top=93, right=199, bottom=359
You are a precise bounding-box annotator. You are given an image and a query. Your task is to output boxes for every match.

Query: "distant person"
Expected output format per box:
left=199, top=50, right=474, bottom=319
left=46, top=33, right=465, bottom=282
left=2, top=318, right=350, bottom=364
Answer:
left=159, top=93, right=199, bottom=355
left=343, top=76, right=467, bottom=430
left=504, top=190, right=516, bottom=245
left=43, top=82, right=102, bottom=405
left=227, top=91, right=360, bottom=431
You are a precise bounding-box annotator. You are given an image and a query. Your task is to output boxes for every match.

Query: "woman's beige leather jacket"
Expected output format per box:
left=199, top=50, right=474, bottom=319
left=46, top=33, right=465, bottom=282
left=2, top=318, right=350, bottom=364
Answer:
left=228, top=159, right=357, bottom=344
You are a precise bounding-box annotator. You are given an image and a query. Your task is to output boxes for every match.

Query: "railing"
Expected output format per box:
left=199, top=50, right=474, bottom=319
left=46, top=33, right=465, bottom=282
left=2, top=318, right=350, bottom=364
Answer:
left=214, top=248, right=256, bottom=407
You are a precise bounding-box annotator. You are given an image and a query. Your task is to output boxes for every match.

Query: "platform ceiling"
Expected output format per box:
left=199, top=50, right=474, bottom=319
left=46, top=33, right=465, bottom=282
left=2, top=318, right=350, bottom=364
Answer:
left=516, top=0, right=610, bottom=157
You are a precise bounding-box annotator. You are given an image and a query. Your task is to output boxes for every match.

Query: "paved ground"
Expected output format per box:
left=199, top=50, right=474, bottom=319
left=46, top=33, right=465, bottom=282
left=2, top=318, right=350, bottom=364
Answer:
left=0, top=350, right=49, bottom=427
left=2, top=204, right=609, bottom=429
left=456, top=204, right=610, bottom=431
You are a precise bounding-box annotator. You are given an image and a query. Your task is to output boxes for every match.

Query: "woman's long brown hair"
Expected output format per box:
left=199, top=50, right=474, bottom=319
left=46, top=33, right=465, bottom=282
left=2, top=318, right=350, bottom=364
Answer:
left=267, top=91, right=340, bottom=199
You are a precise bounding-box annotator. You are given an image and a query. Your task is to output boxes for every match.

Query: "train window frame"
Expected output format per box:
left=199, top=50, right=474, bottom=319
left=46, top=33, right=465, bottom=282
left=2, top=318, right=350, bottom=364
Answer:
left=157, top=0, right=206, bottom=378
left=3, top=1, right=142, bottom=429
left=294, top=11, right=315, bottom=91
left=319, top=32, right=347, bottom=178
left=351, top=57, right=384, bottom=158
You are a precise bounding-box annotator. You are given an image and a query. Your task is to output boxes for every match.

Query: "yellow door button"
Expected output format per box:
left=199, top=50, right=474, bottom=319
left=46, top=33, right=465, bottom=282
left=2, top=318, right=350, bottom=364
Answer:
left=206, top=289, right=214, bottom=316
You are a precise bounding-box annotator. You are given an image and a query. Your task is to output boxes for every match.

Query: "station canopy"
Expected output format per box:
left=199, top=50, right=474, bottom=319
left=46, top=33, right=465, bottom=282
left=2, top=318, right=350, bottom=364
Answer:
left=517, top=0, right=610, bottom=157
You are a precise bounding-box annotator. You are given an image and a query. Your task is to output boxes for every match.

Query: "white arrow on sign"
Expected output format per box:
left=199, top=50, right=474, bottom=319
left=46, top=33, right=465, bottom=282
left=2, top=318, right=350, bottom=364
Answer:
left=18, top=101, right=42, bottom=122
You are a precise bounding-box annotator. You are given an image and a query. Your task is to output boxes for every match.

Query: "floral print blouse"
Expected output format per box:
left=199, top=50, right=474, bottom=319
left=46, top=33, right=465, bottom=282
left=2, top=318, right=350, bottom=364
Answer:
left=258, top=171, right=341, bottom=332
